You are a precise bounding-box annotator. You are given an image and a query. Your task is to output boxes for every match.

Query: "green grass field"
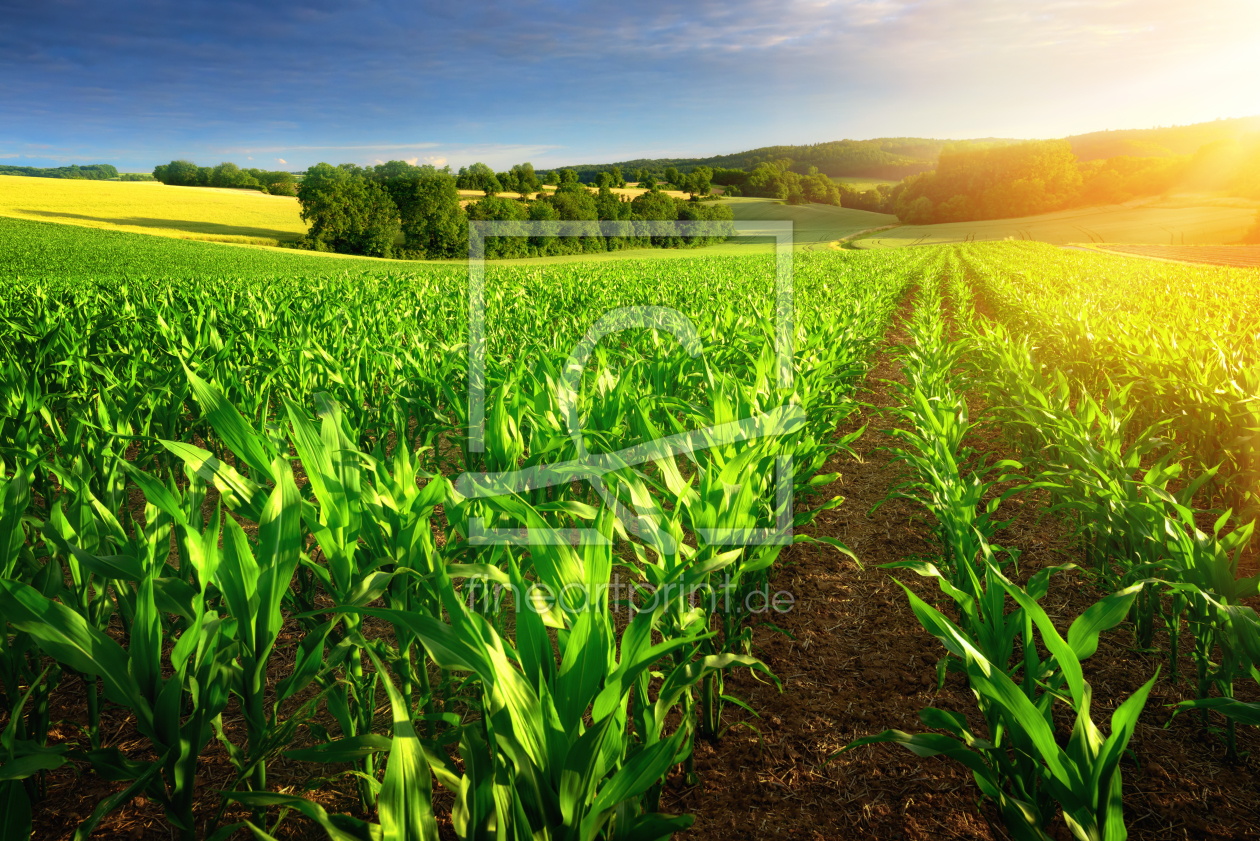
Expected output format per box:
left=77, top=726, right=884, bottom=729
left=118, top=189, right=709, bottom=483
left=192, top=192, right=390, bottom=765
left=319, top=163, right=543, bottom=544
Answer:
left=0, top=216, right=415, bottom=279
left=833, top=177, right=891, bottom=191
left=723, top=196, right=897, bottom=249
left=852, top=200, right=1255, bottom=248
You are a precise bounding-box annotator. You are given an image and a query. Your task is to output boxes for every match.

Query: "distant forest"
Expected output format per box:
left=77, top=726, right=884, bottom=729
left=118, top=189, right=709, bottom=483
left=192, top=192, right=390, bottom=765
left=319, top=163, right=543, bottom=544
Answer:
left=560, top=137, right=980, bottom=183
left=0, top=163, right=151, bottom=181
left=561, top=116, right=1260, bottom=184
left=153, top=161, right=299, bottom=195
left=889, top=134, right=1260, bottom=224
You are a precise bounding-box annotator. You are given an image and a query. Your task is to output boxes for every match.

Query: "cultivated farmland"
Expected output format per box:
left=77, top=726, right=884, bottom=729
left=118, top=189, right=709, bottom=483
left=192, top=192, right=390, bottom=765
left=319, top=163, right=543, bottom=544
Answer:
left=723, top=197, right=896, bottom=249
left=1089, top=244, right=1260, bottom=268
left=0, top=174, right=307, bottom=245
left=1, top=232, right=1259, bottom=841
left=852, top=200, right=1256, bottom=248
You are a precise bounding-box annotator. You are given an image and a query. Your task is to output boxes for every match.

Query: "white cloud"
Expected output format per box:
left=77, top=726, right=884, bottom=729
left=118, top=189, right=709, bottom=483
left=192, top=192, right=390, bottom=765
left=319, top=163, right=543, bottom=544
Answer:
left=277, top=158, right=287, bottom=164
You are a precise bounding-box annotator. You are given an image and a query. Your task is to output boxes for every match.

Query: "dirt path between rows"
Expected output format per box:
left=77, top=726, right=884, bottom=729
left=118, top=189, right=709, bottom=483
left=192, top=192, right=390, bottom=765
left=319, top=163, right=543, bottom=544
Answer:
left=672, top=285, right=1260, bottom=840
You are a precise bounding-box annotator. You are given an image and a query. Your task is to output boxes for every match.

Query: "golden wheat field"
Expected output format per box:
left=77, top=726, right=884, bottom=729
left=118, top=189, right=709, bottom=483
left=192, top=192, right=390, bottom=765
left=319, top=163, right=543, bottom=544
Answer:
left=0, top=174, right=307, bottom=245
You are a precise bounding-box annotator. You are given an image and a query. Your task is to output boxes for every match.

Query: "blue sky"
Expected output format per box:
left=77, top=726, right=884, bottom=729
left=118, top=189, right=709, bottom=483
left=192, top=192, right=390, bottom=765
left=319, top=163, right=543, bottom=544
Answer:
left=2, top=0, right=1258, bottom=172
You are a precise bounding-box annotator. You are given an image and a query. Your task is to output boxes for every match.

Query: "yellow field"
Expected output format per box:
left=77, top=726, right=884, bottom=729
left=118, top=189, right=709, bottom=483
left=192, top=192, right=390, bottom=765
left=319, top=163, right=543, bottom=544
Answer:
left=853, top=199, right=1255, bottom=249
left=0, top=174, right=306, bottom=245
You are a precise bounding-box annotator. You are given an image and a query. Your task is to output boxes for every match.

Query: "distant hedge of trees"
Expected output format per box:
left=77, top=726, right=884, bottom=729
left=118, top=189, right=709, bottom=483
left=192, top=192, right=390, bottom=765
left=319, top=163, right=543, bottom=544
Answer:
left=558, top=137, right=948, bottom=183
left=1244, top=212, right=1260, bottom=245
left=883, top=137, right=1260, bottom=224
left=288, top=160, right=733, bottom=260
left=709, top=162, right=843, bottom=205
left=0, top=164, right=119, bottom=180
left=152, top=160, right=298, bottom=196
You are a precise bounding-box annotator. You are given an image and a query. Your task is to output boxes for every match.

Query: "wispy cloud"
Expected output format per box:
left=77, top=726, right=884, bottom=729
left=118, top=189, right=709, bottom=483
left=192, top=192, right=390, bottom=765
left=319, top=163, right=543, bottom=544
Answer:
left=0, top=0, right=1256, bottom=169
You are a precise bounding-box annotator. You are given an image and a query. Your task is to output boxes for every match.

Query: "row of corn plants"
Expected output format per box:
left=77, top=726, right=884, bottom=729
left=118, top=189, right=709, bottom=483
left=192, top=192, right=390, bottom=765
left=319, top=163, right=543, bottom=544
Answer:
left=949, top=246, right=1260, bottom=762
left=960, top=241, right=1260, bottom=523
left=0, top=248, right=928, bottom=839
left=843, top=264, right=1161, bottom=841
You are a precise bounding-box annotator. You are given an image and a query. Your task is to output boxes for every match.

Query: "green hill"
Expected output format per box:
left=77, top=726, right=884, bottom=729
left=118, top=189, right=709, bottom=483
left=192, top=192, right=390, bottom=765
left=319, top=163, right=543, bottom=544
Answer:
left=559, top=117, right=1260, bottom=184
left=561, top=137, right=1019, bottom=182
left=1066, top=116, right=1260, bottom=161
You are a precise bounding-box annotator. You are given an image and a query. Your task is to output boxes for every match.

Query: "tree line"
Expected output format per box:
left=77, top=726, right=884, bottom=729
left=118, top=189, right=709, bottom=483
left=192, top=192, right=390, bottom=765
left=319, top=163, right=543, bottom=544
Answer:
left=886, top=136, right=1260, bottom=224
left=152, top=160, right=299, bottom=195
left=0, top=163, right=122, bottom=180
left=557, top=137, right=946, bottom=182
left=290, top=160, right=734, bottom=260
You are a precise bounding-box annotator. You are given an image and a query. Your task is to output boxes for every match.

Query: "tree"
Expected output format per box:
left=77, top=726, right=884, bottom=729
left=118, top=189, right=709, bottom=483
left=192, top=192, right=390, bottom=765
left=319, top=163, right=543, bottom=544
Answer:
left=497, top=170, right=518, bottom=196
left=664, top=167, right=681, bottom=188
left=511, top=162, right=541, bottom=196
left=683, top=166, right=712, bottom=198
left=153, top=159, right=202, bottom=186
left=301, top=162, right=354, bottom=195
left=1244, top=211, right=1260, bottom=244
left=457, top=163, right=502, bottom=196
left=595, top=182, right=626, bottom=221
left=800, top=171, right=840, bottom=205
left=610, top=166, right=625, bottom=188
left=392, top=169, right=467, bottom=258
left=297, top=176, right=401, bottom=258
left=528, top=200, right=560, bottom=254
left=371, top=160, right=420, bottom=184
left=891, top=139, right=1082, bottom=223
left=210, top=162, right=262, bottom=190
left=546, top=186, right=597, bottom=220
left=554, top=169, right=586, bottom=196
left=465, top=196, right=530, bottom=258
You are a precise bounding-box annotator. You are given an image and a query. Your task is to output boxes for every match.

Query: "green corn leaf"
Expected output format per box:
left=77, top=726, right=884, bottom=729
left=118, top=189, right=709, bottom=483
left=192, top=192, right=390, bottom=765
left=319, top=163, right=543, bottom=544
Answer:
left=223, top=793, right=381, bottom=841
left=254, top=458, right=303, bottom=658
left=1174, top=696, right=1260, bottom=726
left=218, top=514, right=260, bottom=654
left=0, top=780, right=31, bottom=841
left=284, top=734, right=393, bottom=764
left=71, top=754, right=166, bottom=841
left=275, top=621, right=333, bottom=707
left=364, top=646, right=439, bottom=841
left=183, top=363, right=277, bottom=481
left=1066, top=583, right=1144, bottom=661
left=161, top=440, right=267, bottom=521
left=0, top=751, right=68, bottom=782
left=0, top=579, right=153, bottom=735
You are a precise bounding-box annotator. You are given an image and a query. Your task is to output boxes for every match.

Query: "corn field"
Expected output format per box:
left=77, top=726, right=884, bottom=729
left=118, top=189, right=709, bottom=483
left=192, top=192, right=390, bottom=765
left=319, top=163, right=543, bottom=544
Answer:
left=1, top=238, right=1258, bottom=840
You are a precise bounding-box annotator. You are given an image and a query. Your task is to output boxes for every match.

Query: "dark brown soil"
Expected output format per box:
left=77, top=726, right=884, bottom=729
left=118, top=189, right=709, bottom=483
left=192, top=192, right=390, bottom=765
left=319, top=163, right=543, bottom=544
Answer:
left=667, top=298, right=1260, bottom=840
left=15, top=293, right=1260, bottom=841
